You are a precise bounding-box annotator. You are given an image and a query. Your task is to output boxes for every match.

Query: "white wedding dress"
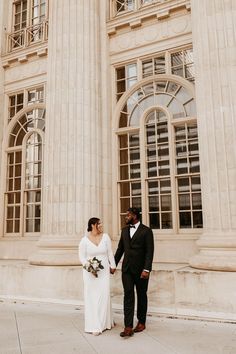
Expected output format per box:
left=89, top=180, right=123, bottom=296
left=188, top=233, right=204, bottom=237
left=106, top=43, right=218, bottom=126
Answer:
left=79, top=233, right=116, bottom=333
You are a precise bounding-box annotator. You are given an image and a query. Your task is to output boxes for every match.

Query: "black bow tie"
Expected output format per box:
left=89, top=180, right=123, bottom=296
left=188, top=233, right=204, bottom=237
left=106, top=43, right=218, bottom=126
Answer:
left=129, top=225, right=135, bottom=228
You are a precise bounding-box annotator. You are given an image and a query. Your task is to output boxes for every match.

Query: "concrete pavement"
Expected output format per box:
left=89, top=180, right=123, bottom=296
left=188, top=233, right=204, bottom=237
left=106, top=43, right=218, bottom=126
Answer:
left=0, top=300, right=236, bottom=354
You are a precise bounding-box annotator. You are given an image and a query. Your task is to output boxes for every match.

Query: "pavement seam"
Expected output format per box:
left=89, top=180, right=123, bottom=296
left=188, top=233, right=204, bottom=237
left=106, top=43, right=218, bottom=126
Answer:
left=14, top=311, right=23, bottom=354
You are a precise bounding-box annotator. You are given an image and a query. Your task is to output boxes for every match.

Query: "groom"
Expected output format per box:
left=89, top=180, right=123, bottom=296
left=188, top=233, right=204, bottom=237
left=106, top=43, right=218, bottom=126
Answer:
left=114, top=207, right=154, bottom=337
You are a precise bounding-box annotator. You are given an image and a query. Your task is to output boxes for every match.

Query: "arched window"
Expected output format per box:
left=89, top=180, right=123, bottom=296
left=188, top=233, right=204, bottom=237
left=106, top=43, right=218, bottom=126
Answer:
left=117, top=76, right=202, bottom=230
left=5, top=106, right=45, bottom=236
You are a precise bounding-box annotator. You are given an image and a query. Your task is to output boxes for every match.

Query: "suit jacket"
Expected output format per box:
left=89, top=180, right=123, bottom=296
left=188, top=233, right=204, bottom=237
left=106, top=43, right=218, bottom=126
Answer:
left=114, top=223, right=154, bottom=275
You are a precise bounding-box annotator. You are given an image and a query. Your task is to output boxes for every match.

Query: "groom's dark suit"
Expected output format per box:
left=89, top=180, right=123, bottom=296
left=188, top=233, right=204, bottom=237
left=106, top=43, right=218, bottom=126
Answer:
left=114, top=223, right=154, bottom=328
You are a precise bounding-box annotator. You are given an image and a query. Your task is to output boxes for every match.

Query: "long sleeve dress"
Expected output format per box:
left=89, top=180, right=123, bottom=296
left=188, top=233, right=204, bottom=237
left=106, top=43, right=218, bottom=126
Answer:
left=78, top=233, right=116, bottom=333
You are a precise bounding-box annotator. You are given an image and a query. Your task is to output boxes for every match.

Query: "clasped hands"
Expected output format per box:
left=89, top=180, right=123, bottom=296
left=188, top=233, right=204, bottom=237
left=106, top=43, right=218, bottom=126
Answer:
left=110, top=268, right=149, bottom=279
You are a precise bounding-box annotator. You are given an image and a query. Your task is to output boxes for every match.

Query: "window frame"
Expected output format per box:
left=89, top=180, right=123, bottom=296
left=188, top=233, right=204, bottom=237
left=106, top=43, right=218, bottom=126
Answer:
left=113, top=75, right=202, bottom=234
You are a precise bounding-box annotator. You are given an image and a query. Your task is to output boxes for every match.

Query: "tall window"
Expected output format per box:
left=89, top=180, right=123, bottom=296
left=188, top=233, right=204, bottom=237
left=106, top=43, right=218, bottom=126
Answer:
left=116, top=47, right=194, bottom=103
left=9, top=0, right=48, bottom=51
left=117, top=77, right=202, bottom=230
left=116, top=63, right=137, bottom=101
left=8, top=86, right=44, bottom=123
left=13, top=0, right=27, bottom=32
left=5, top=107, right=45, bottom=236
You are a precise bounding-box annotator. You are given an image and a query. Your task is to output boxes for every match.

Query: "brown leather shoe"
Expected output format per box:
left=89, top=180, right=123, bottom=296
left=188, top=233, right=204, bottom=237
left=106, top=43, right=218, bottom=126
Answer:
left=134, top=322, right=146, bottom=332
left=120, top=327, right=134, bottom=337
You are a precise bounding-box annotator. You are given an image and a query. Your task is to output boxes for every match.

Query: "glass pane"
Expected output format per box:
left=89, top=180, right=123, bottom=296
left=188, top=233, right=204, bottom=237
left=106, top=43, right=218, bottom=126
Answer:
left=148, top=181, right=159, bottom=195
left=158, top=160, right=170, bottom=176
left=120, top=182, right=130, bottom=197
left=158, top=145, right=169, bottom=159
left=7, top=220, right=13, bottom=233
left=149, top=196, right=159, bottom=211
left=7, top=193, right=14, bottom=204
left=179, top=194, right=190, bottom=210
left=35, top=205, right=41, bottom=217
left=161, top=195, right=171, bottom=211
left=184, top=49, right=193, bottom=64
left=130, top=164, right=140, bottom=179
left=160, top=179, right=171, bottom=193
left=15, top=206, right=20, bottom=218
left=120, top=149, right=128, bottom=164
left=156, top=123, right=168, bottom=143
left=15, top=220, right=20, bottom=233
left=120, top=165, right=128, bottom=180
left=177, top=158, right=188, bottom=174
left=146, top=111, right=155, bottom=123
left=127, top=63, right=137, bottom=78
left=121, top=198, right=130, bottom=213
left=7, top=207, right=14, bottom=218
left=119, top=112, right=128, bottom=127
left=190, top=157, right=200, bottom=173
left=148, top=161, right=157, bottom=177
left=154, top=56, right=165, bottom=74
left=117, top=80, right=126, bottom=94
left=129, top=135, right=139, bottom=147
left=15, top=165, right=22, bottom=177
left=188, top=125, right=198, bottom=139
left=191, top=176, right=201, bottom=191
left=35, top=191, right=41, bottom=202
left=149, top=213, right=160, bottom=229
left=179, top=212, right=191, bottom=228
left=193, top=212, right=203, bottom=228
left=171, top=52, right=182, bottom=66
left=14, top=178, right=21, bottom=190
left=131, top=182, right=141, bottom=196
left=27, top=205, right=34, bottom=218
left=130, top=148, right=140, bottom=163
left=175, top=126, right=186, bottom=141
left=146, top=125, right=155, bottom=144
left=117, top=67, right=125, bottom=80
left=161, top=213, right=172, bottom=229
left=176, top=142, right=187, bottom=157
left=26, top=219, right=34, bottom=232
left=120, top=135, right=128, bottom=149
left=188, top=141, right=199, bottom=156
left=172, top=67, right=184, bottom=77
left=131, top=197, right=141, bottom=209
left=142, top=60, right=153, bottom=77
left=178, top=177, right=190, bottom=192
left=33, top=176, right=41, bottom=188
left=35, top=218, right=40, bottom=232
left=147, top=146, right=156, bottom=161
left=192, top=193, right=202, bottom=209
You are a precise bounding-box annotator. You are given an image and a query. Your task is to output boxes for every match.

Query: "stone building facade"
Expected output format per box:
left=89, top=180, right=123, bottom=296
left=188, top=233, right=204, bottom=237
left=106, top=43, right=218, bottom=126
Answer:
left=0, top=0, right=236, bottom=321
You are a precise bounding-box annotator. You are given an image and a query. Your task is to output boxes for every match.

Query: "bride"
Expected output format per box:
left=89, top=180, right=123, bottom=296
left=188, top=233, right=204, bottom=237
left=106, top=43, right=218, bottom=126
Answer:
left=79, top=217, right=116, bottom=335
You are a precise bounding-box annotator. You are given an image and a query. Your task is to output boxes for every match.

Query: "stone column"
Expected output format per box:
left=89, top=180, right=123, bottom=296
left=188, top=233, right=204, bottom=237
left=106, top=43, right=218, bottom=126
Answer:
left=189, top=0, right=236, bottom=270
left=29, top=0, right=104, bottom=265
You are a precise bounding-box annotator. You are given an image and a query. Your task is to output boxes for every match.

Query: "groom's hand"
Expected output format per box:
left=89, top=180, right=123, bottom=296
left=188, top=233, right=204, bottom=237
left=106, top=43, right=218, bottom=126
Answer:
left=140, top=270, right=149, bottom=279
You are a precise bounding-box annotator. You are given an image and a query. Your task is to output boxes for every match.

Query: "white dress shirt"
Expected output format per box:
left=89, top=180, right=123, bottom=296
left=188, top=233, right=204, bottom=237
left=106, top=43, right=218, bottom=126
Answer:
left=129, top=221, right=140, bottom=238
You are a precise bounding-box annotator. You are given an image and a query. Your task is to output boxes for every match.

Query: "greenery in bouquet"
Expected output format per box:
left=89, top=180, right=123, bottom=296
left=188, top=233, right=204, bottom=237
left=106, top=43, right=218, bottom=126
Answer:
left=83, top=257, right=104, bottom=277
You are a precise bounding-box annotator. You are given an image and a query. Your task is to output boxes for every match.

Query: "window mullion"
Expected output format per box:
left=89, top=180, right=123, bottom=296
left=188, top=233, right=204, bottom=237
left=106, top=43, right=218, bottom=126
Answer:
left=169, top=117, right=178, bottom=233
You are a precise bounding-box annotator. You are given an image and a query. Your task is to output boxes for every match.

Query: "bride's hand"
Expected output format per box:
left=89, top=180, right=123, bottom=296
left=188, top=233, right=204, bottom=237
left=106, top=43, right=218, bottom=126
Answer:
left=110, top=268, right=116, bottom=274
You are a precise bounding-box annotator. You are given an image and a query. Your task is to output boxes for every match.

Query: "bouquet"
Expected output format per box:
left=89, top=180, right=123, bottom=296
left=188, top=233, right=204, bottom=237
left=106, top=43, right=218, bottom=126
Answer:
left=83, top=257, right=104, bottom=278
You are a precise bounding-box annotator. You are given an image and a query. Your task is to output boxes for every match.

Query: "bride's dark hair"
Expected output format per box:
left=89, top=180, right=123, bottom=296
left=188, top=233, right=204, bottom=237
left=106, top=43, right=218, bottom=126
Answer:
left=87, top=217, right=100, bottom=232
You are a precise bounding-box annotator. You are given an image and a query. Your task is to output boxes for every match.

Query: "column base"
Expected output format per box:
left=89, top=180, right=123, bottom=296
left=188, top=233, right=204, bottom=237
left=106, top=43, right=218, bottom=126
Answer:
left=28, top=236, right=81, bottom=266
left=189, top=234, right=236, bottom=271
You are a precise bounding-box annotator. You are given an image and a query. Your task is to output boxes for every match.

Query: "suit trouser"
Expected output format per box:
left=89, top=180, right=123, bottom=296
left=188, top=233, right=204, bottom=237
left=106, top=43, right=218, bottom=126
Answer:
left=122, top=271, right=149, bottom=328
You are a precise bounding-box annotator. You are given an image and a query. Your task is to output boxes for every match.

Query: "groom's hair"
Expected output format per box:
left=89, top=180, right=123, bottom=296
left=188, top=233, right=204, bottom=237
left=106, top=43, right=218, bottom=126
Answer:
left=127, top=207, right=140, bottom=220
